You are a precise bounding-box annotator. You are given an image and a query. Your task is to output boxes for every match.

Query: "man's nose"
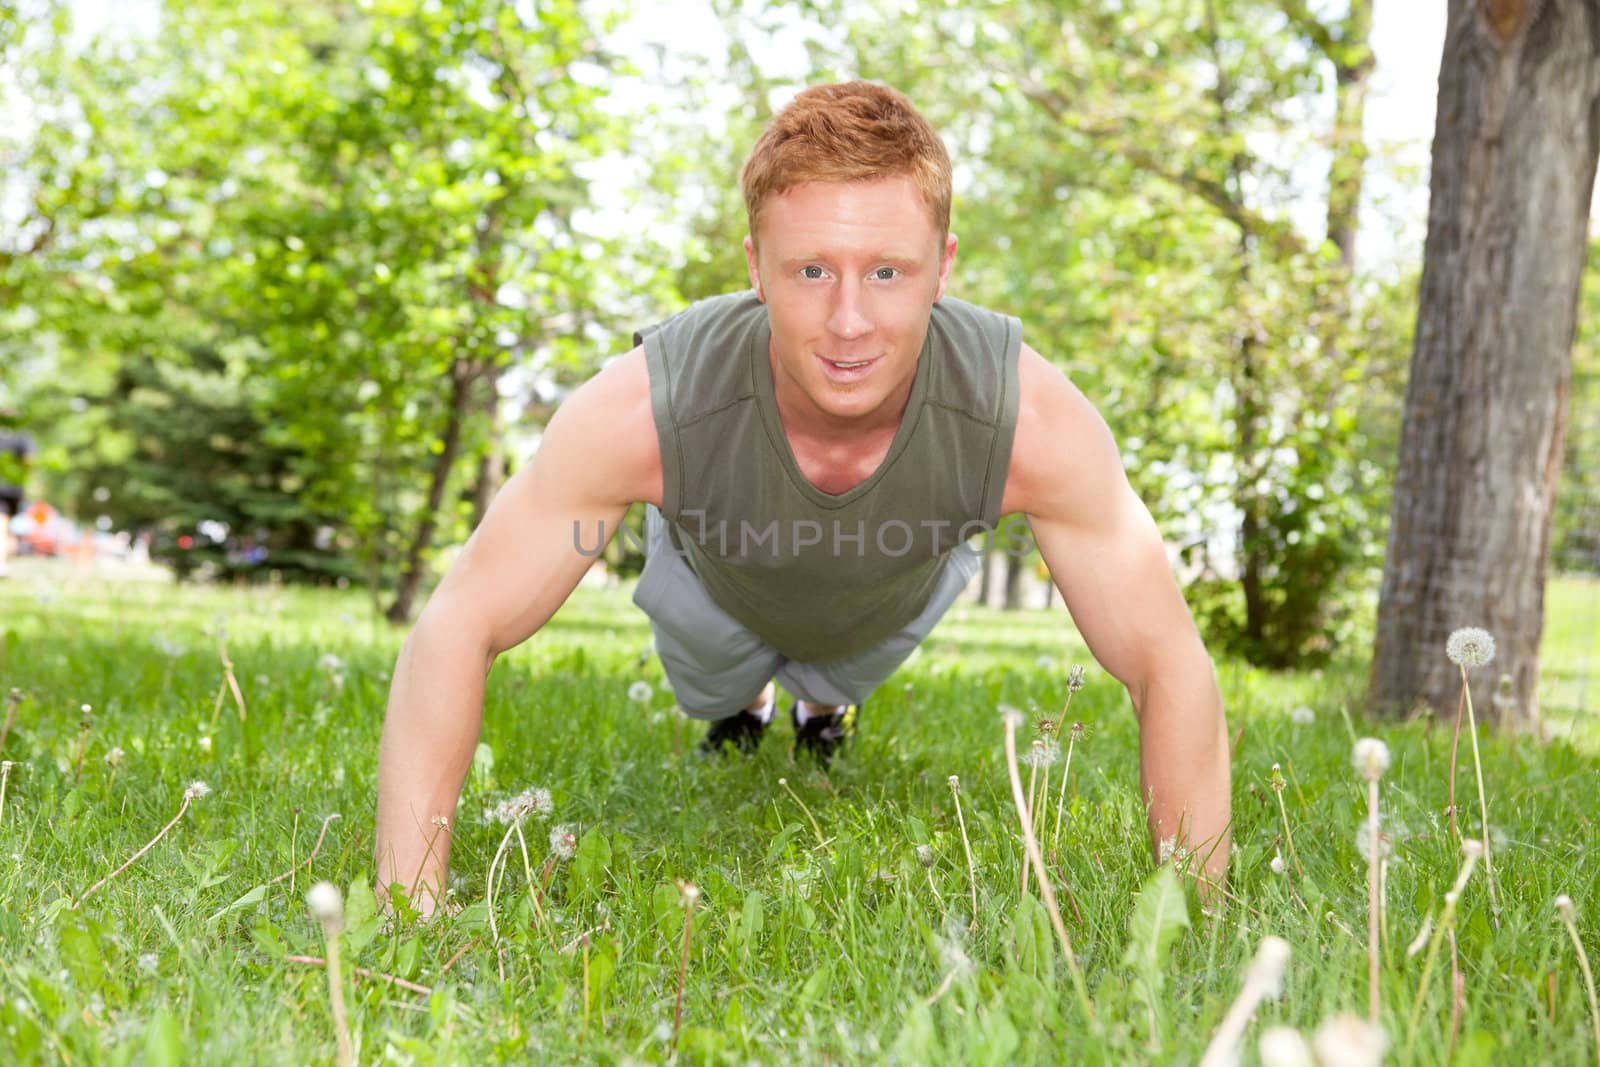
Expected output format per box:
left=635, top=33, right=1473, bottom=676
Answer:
left=826, top=281, right=872, bottom=340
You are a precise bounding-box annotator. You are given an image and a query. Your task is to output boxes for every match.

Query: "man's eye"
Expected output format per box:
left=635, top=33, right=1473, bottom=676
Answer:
left=801, top=266, right=825, bottom=279
left=874, top=267, right=899, bottom=280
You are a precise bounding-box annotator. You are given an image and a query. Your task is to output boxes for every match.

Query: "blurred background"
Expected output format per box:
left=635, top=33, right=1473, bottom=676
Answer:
left=0, top=1, right=1593, bottom=695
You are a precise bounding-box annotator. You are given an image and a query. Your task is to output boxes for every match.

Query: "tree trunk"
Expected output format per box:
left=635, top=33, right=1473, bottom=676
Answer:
left=1369, top=0, right=1600, bottom=720
left=470, top=365, right=505, bottom=530
left=386, top=360, right=476, bottom=623
left=1003, top=547, right=1025, bottom=611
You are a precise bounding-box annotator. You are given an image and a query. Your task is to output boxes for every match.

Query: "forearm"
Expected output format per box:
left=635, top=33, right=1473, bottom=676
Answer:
left=375, top=617, right=491, bottom=915
left=1134, top=648, right=1231, bottom=890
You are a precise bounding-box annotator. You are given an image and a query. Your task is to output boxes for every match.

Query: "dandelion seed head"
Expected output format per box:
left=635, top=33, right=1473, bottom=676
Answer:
left=198, top=735, right=212, bottom=755
left=1312, top=1013, right=1388, bottom=1067
left=947, top=775, right=961, bottom=793
left=1268, top=763, right=1286, bottom=792
left=627, top=681, right=653, bottom=704
left=484, top=786, right=552, bottom=825
left=137, top=953, right=159, bottom=975
left=1066, top=664, right=1086, bottom=692
left=1445, top=627, right=1495, bottom=668
left=677, top=880, right=700, bottom=906
left=915, top=844, right=935, bottom=868
left=1555, top=894, right=1576, bottom=921
left=1249, top=936, right=1291, bottom=997
left=1259, top=1026, right=1315, bottom=1067
left=104, top=747, right=124, bottom=768
left=1355, top=829, right=1393, bottom=862
left=305, top=881, right=343, bottom=922
left=1270, top=854, right=1287, bottom=875
left=1460, top=838, right=1484, bottom=860
left=1290, top=705, right=1315, bottom=725
left=998, top=704, right=1024, bottom=728
left=1352, top=738, right=1390, bottom=780
left=1021, top=738, right=1061, bottom=768
left=184, top=780, right=211, bottom=800
left=1070, top=721, right=1086, bottom=741
left=549, top=824, right=577, bottom=861
left=317, top=652, right=344, bottom=674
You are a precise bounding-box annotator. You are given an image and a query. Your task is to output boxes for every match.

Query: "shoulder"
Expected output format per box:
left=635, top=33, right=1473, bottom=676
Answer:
left=925, top=296, right=1022, bottom=420
left=637, top=290, right=765, bottom=353
left=998, top=343, right=1126, bottom=520
left=541, top=347, right=662, bottom=508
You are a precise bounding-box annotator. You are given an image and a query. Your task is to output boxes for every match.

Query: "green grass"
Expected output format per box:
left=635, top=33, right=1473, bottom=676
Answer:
left=0, top=565, right=1598, bottom=1063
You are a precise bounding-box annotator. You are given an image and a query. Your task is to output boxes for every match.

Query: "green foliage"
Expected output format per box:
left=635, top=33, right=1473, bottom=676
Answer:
left=2, top=0, right=638, bottom=607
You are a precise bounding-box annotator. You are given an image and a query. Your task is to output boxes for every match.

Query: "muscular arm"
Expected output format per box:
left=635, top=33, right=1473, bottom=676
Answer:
left=374, top=349, right=660, bottom=914
left=1001, top=345, right=1231, bottom=891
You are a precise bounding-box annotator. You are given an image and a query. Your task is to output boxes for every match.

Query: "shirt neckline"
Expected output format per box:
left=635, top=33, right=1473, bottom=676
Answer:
left=749, top=310, right=933, bottom=510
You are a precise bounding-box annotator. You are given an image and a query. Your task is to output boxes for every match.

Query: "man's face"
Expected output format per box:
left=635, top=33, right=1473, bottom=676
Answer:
left=745, top=176, right=957, bottom=425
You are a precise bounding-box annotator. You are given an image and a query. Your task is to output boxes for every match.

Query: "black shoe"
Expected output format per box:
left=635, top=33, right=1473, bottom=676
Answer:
left=699, top=706, right=772, bottom=755
left=791, top=700, right=859, bottom=765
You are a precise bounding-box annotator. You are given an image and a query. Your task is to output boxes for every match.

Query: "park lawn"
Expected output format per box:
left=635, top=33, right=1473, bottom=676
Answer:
left=0, top=566, right=1597, bottom=1064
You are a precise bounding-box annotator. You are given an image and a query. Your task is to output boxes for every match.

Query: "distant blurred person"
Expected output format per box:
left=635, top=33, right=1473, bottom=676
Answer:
left=0, top=423, right=34, bottom=578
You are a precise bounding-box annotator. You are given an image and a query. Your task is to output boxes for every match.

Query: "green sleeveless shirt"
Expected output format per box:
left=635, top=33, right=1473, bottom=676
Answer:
left=635, top=290, right=1021, bottom=662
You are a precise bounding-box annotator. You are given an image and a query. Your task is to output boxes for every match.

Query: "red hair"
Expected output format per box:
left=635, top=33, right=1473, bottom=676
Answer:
left=740, top=81, right=952, bottom=242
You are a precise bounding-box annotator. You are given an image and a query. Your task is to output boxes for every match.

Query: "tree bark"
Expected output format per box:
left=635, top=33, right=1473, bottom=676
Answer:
left=470, top=365, right=505, bottom=531
left=1003, top=547, right=1026, bottom=611
left=1369, top=0, right=1600, bottom=720
left=386, top=360, right=476, bottom=624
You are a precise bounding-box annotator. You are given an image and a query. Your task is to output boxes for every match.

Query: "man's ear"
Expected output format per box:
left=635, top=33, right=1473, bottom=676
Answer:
left=744, top=235, right=763, bottom=302
left=933, top=232, right=958, bottom=303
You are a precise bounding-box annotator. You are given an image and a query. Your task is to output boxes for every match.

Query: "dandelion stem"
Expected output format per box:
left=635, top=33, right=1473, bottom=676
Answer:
left=778, top=777, right=827, bottom=849
left=1460, top=665, right=1501, bottom=923
left=267, top=813, right=342, bottom=887
left=1198, top=937, right=1291, bottom=1067
left=1274, top=786, right=1305, bottom=881
left=287, top=953, right=432, bottom=996
left=1003, top=713, right=1095, bottom=1025
left=74, top=793, right=194, bottom=909
left=672, top=884, right=698, bottom=1055
left=1448, top=930, right=1464, bottom=1061
left=513, top=820, right=559, bottom=951
left=1022, top=757, right=1039, bottom=895
left=320, top=927, right=355, bottom=1067
left=1405, top=845, right=1481, bottom=1056
left=1556, top=899, right=1600, bottom=1067
left=949, top=777, right=979, bottom=929
left=1367, top=777, right=1381, bottom=1023
left=0, top=762, right=11, bottom=823
left=1447, top=684, right=1465, bottom=840
left=1051, top=729, right=1078, bottom=856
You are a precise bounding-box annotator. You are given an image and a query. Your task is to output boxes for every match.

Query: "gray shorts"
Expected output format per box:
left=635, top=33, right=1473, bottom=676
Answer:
left=632, top=505, right=980, bottom=719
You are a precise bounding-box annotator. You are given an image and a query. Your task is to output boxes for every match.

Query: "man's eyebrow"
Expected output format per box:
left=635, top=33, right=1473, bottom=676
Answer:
left=777, top=253, right=921, bottom=268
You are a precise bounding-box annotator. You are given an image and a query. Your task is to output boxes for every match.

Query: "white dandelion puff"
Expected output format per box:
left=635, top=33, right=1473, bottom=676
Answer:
left=1291, top=705, right=1315, bottom=725
left=1352, top=738, right=1390, bottom=781
left=549, top=824, right=578, bottom=861
left=627, top=681, right=653, bottom=704
left=1445, top=627, right=1496, bottom=668
left=184, top=781, right=211, bottom=800
left=305, top=881, right=344, bottom=922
